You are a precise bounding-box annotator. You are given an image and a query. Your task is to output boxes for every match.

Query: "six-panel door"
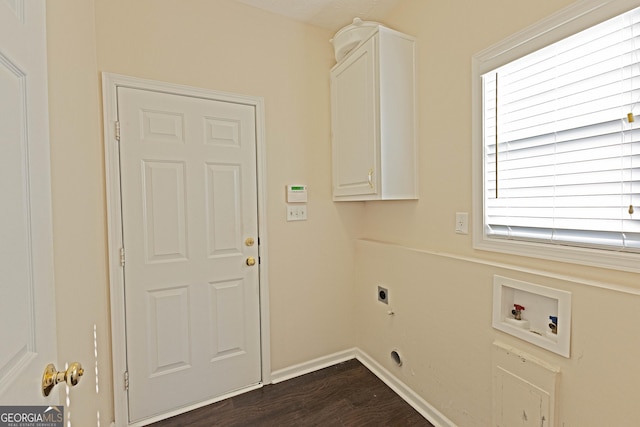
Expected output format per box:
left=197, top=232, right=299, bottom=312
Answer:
left=117, top=87, right=261, bottom=422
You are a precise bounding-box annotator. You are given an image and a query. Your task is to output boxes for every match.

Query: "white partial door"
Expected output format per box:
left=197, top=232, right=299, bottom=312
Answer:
left=117, top=87, right=262, bottom=422
left=0, top=0, right=58, bottom=403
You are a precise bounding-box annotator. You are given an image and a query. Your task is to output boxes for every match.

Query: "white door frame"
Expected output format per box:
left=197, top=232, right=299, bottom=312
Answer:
left=101, top=72, right=271, bottom=426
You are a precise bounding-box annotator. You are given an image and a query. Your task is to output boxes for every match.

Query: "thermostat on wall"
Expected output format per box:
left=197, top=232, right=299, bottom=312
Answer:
left=286, top=185, right=308, bottom=203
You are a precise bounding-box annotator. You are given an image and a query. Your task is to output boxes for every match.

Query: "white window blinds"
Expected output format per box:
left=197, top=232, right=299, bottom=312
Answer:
left=482, top=6, right=640, bottom=252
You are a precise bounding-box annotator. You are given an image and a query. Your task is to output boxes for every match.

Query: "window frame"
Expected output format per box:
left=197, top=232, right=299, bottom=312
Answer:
left=472, top=0, right=640, bottom=273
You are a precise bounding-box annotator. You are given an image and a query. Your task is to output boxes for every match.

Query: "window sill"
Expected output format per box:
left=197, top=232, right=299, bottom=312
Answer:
left=473, top=233, right=640, bottom=273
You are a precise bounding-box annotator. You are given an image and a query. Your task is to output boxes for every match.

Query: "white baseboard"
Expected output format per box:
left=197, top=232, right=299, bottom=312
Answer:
left=270, top=348, right=358, bottom=384
left=269, top=347, right=456, bottom=427
left=110, top=348, right=454, bottom=426
left=354, top=349, right=456, bottom=427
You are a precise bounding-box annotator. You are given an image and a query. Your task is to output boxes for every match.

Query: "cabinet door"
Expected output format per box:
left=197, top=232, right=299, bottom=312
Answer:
left=331, top=36, right=378, bottom=199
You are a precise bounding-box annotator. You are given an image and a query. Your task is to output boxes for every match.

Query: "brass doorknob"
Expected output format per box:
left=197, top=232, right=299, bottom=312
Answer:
left=42, top=362, right=84, bottom=397
left=246, top=257, right=256, bottom=266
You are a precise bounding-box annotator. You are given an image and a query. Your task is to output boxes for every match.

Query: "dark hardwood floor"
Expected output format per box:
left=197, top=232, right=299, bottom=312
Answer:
left=150, top=359, right=435, bottom=426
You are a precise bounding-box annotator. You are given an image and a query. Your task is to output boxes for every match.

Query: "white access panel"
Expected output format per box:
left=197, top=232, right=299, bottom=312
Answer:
left=493, top=341, right=559, bottom=427
left=496, top=367, right=550, bottom=427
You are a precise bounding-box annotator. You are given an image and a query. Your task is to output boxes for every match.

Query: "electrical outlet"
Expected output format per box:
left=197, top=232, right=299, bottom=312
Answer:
left=455, top=212, right=469, bottom=234
left=378, top=286, right=389, bottom=304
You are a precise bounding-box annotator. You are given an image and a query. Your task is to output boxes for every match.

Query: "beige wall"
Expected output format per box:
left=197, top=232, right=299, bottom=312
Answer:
left=47, top=0, right=362, bottom=424
left=363, top=0, right=639, bottom=287
left=93, top=0, right=364, bottom=370
left=45, top=0, right=640, bottom=425
left=46, top=0, right=113, bottom=424
left=355, top=240, right=640, bottom=426
left=352, top=0, right=640, bottom=426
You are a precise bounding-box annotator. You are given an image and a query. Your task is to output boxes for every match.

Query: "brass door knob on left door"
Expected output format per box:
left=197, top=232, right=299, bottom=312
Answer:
left=42, top=362, right=84, bottom=397
left=246, top=257, right=256, bottom=266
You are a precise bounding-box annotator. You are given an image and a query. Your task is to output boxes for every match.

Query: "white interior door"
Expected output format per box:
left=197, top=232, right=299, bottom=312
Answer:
left=117, top=87, right=262, bottom=422
left=0, top=0, right=58, bottom=403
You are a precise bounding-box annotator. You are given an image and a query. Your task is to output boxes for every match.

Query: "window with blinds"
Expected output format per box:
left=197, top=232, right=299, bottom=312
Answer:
left=481, top=5, right=640, bottom=253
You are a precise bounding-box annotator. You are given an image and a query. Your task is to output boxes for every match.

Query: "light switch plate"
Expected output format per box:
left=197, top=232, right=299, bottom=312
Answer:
left=287, top=205, right=307, bottom=221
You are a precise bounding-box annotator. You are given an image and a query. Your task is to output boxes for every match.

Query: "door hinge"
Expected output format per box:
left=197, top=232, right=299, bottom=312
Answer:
left=120, top=247, right=125, bottom=267
left=115, top=121, right=121, bottom=141
left=124, top=371, right=129, bottom=391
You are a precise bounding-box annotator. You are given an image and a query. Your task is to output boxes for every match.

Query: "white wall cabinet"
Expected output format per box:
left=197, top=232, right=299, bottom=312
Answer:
left=330, top=26, right=417, bottom=201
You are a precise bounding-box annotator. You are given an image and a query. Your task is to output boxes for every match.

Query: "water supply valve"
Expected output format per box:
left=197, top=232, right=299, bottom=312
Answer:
left=511, top=304, right=525, bottom=320
left=548, top=316, right=558, bottom=334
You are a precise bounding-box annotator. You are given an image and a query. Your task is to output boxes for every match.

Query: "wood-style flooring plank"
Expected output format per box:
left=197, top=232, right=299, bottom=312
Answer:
left=149, top=359, right=434, bottom=426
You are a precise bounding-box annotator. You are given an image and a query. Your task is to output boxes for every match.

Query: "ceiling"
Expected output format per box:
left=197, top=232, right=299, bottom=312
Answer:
left=230, top=0, right=404, bottom=32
